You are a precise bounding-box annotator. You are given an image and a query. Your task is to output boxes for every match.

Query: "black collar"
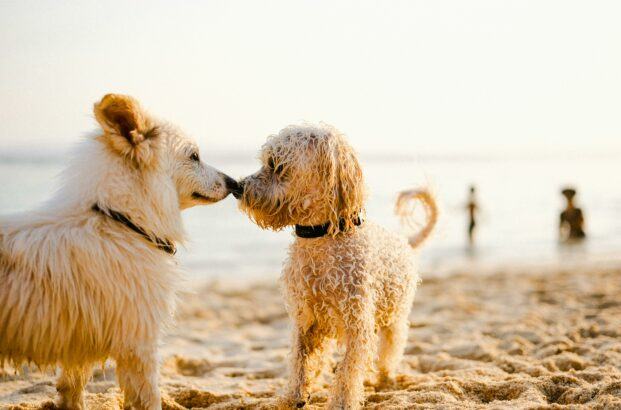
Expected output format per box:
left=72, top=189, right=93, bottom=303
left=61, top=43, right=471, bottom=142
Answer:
left=92, top=204, right=176, bottom=255
left=295, top=216, right=363, bottom=239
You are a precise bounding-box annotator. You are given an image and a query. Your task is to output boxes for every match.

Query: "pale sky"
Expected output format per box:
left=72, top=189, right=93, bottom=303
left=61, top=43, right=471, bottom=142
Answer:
left=1, top=0, right=620, bottom=156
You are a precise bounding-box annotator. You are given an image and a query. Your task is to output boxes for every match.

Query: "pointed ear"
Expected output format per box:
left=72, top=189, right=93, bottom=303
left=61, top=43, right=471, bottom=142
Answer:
left=94, top=94, right=149, bottom=144
left=93, top=94, right=158, bottom=167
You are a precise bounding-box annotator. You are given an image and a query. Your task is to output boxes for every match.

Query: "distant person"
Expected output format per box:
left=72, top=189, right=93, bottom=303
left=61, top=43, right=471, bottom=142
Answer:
left=466, top=185, right=478, bottom=245
left=559, top=187, right=586, bottom=242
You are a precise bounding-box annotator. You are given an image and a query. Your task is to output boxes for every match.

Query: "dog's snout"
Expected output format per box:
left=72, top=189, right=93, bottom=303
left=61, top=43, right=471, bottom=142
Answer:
left=223, top=174, right=243, bottom=199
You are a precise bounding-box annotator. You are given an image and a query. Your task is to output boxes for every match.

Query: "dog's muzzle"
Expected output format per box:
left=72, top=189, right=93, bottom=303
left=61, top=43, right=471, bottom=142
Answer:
left=224, top=175, right=243, bottom=199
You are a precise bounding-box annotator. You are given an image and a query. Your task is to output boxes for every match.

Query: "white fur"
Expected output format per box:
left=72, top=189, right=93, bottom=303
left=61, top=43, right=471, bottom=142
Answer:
left=0, top=94, right=234, bottom=410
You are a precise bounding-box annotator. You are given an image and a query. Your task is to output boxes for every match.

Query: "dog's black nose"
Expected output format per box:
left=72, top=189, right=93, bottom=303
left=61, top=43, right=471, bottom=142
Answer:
left=223, top=174, right=243, bottom=199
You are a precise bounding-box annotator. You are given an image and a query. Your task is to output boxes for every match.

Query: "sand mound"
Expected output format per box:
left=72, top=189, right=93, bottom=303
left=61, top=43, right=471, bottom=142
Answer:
left=2, top=266, right=621, bottom=409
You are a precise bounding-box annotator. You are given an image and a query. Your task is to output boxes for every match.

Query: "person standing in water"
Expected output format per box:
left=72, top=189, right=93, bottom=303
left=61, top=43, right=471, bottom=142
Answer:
left=559, top=187, right=586, bottom=242
left=466, top=185, right=478, bottom=246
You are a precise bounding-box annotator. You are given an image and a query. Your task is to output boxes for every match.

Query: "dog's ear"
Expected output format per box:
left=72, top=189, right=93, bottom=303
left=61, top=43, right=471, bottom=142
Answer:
left=94, top=94, right=158, bottom=167
left=325, top=135, right=365, bottom=235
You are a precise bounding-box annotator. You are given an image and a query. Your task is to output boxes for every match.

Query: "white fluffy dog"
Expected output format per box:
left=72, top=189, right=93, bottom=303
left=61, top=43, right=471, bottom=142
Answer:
left=0, top=94, right=240, bottom=409
left=237, top=123, right=437, bottom=409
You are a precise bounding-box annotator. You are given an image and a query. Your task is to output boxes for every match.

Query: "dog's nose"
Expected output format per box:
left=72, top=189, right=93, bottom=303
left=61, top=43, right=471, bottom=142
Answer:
left=223, top=174, right=243, bottom=199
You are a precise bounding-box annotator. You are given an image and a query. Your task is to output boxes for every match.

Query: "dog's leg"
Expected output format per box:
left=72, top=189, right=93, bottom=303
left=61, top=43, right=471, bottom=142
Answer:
left=116, top=363, right=138, bottom=410
left=328, top=306, right=375, bottom=410
left=283, top=322, right=327, bottom=409
left=56, top=364, right=91, bottom=410
left=378, top=279, right=416, bottom=385
left=377, top=317, right=409, bottom=384
left=116, top=348, right=161, bottom=410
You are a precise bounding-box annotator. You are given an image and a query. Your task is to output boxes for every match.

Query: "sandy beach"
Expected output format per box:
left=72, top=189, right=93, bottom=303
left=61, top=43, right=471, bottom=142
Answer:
left=2, top=263, right=621, bottom=409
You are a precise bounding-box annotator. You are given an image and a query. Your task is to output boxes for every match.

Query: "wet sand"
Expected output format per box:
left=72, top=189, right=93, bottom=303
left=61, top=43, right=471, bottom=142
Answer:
left=2, top=264, right=621, bottom=409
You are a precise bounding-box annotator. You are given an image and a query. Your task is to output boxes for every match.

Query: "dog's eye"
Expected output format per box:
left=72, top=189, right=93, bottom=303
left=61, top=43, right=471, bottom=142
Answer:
left=267, top=157, right=284, bottom=175
left=190, top=152, right=200, bottom=162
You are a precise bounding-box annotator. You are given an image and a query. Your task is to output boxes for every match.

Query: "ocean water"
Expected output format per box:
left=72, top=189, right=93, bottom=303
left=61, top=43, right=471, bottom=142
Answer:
left=1, top=153, right=619, bottom=280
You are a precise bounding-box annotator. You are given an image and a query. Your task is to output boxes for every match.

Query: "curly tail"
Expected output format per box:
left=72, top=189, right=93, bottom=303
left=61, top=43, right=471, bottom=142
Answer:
left=395, top=188, right=438, bottom=249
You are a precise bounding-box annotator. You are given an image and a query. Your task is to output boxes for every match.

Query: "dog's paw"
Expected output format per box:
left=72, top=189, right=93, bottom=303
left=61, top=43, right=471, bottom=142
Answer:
left=276, top=394, right=310, bottom=409
left=39, top=401, right=58, bottom=410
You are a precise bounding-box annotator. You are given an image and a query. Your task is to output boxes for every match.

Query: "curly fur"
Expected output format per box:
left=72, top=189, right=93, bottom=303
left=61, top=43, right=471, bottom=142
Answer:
left=238, top=123, right=437, bottom=409
left=240, top=123, right=364, bottom=236
left=395, top=189, right=438, bottom=248
left=0, top=94, right=234, bottom=410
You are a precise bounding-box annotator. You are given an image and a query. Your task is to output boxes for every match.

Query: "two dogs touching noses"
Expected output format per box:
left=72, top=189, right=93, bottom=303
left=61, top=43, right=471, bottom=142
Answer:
left=0, top=94, right=437, bottom=410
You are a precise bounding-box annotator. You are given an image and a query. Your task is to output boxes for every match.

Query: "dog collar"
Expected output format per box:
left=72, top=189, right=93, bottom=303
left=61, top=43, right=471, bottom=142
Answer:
left=295, top=216, right=363, bottom=239
left=92, top=203, right=177, bottom=255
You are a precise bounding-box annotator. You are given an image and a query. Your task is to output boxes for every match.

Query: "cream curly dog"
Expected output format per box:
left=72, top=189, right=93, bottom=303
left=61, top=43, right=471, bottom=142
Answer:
left=237, top=123, right=437, bottom=409
left=0, top=94, right=239, bottom=409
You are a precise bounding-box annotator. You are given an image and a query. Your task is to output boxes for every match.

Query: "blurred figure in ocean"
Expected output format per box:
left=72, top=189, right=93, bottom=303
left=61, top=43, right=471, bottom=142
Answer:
left=466, top=185, right=478, bottom=246
left=559, top=187, right=586, bottom=242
